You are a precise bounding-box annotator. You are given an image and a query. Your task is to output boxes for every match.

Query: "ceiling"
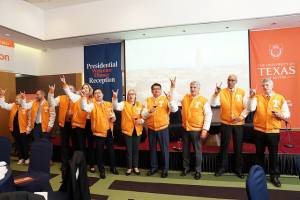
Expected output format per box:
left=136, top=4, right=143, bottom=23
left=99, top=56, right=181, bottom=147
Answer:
left=1, top=14, right=300, bottom=50
left=23, top=0, right=101, bottom=10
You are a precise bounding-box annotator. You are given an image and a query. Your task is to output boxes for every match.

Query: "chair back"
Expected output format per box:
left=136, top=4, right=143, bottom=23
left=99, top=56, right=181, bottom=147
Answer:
left=246, top=165, right=269, bottom=200
left=28, top=138, right=53, bottom=174
left=0, top=137, right=11, bottom=165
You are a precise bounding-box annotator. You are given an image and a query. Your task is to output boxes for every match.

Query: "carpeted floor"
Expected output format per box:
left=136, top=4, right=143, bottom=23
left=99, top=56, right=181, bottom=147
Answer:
left=10, top=158, right=300, bottom=200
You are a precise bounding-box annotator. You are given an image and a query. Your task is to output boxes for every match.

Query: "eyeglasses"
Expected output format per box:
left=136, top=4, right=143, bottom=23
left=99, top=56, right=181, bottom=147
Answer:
left=228, top=79, right=236, bottom=82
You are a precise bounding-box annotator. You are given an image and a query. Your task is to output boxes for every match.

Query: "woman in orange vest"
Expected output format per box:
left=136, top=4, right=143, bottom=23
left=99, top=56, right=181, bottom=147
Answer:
left=171, top=79, right=212, bottom=180
left=0, top=89, right=29, bottom=165
left=112, top=89, right=144, bottom=176
left=48, top=84, right=76, bottom=172
left=81, top=88, right=119, bottom=179
left=60, top=75, right=96, bottom=173
left=210, top=74, right=249, bottom=178
left=249, top=78, right=290, bottom=187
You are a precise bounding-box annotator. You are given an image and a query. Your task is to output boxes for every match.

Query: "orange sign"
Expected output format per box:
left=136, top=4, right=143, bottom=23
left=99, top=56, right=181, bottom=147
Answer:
left=0, top=38, right=14, bottom=48
left=250, top=27, right=300, bottom=128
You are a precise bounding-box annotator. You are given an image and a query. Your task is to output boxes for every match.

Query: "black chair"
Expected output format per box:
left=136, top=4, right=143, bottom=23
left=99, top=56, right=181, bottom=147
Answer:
left=0, top=167, right=15, bottom=193
left=0, top=136, right=11, bottom=165
left=246, top=165, right=269, bottom=200
left=15, top=138, right=53, bottom=192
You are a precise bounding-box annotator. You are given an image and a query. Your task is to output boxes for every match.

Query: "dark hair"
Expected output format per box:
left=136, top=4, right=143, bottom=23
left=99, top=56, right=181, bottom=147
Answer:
left=93, top=88, right=102, bottom=95
left=37, top=90, right=45, bottom=97
left=151, top=83, right=161, bottom=90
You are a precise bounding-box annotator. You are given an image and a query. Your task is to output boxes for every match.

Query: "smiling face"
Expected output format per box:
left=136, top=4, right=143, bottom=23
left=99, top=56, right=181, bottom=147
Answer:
left=93, top=89, right=103, bottom=102
left=35, top=90, right=45, bottom=101
left=262, top=79, right=273, bottom=95
left=151, top=83, right=162, bottom=98
left=127, top=89, right=136, bottom=103
left=190, top=81, right=200, bottom=97
left=227, top=74, right=237, bottom=89
left=81, top=84, right=91, bottom=96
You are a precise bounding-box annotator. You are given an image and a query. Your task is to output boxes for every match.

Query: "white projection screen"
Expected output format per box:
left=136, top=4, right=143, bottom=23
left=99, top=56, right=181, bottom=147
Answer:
left=125, top=31, right=249, bottom=102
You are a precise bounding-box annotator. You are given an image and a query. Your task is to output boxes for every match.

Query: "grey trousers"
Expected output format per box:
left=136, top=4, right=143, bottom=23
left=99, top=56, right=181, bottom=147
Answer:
left=182, top=130, right=202, bottom=173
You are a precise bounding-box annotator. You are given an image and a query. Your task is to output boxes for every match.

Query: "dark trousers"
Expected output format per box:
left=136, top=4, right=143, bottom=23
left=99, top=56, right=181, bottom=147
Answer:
left=32, top=124, right=50, bottom=141
left=182, top=130, right=202, bottom=172
left=12, top=130, right=29, bottom=160
left=254, top=130, right=280, bottom=177
left=217, top=124, right=243, bottom=172
left=124, top=130, right=141, bottom=169
left=60, top=122, right=74, bottom=170
left=95, top=130, right=116, bottom=171
left=73, top=127, right=86, bottom=153
left=85, top=120, right=95, bottom=167
left=148, top=128, right=169, bottom=172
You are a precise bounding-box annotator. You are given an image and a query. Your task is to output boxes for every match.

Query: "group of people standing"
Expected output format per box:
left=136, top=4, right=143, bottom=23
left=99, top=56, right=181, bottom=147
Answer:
left=0, top=74, right=290, bottom=188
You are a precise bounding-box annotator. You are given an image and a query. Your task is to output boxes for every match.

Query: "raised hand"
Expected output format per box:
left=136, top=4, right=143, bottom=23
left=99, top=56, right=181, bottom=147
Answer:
left=48, top=84, right=55, bottom=93
left=60, top=75, right=66, bottom=85
left=112, top=89, right=118, bottom=99
left=170, top=76, right=176, bottom=88
left=20, top=91, right=26, bottom=99
left=0, top=88, right=6, bottom=97
left=249, top=88, right=256, bottom=98
left=215, top=82, right=222, bottom=95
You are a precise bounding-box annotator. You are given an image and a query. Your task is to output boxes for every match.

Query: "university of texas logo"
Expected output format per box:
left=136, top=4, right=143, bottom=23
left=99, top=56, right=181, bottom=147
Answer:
left=269, top=44, right=283, bottom=59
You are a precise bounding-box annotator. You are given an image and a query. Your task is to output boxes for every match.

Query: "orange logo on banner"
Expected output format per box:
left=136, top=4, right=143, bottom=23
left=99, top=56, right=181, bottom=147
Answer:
left=250, top=27, right=300, bottom=128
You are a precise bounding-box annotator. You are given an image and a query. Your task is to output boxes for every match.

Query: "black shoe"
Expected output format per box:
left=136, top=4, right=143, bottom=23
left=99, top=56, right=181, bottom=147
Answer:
left=180, top=169, right=190, bottom=176
left=125, top=169, right=132, bottom=176
left=147, top=169, right=158, bottom=176
left=100, top=170, right=106, bottom=179
left=161, top=171, right=168, bottom=178
left=214, top=168, right=225, bottom=177
left=235, top=171, right=245, bottom=179
left=271, top=176, right=281, bottom=187
left=110, top=168, right=119, bottom=175
left=194, top=172, right=202, bottom=180
left=133, top=168, right=141, bottom=175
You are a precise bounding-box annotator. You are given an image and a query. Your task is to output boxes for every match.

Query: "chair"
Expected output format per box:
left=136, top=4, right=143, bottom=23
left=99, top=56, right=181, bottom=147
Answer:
left=0, top=136, right=11, bottom=165
left=246, top=165, right=269, bottom=200
left=0, top=168, right=15, bottom=193
left=295, top=156, right=300, bottom=180
left=15, top=138, right=53, bottom=192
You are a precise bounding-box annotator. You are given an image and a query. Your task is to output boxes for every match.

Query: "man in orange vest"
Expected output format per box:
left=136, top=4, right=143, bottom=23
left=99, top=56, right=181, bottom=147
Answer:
left=249, top=78, right=290, bottom=187
left=0, top=89, right=29, bottom=165
left=142, top=83, right=178, bottom=178
left=48, top=84, right=75, bottom=172
left=81, top=88, right=119, bottom=179
left=171, top=79, right=212, bottom=180
left=20, top=90, right=56, bottom=141
left=211, top=74, right=249, bottom=178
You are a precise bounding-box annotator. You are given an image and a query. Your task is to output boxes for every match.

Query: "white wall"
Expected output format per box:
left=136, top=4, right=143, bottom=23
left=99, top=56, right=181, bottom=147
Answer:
left=45, top=0, right=300, bottom=39
left=0, top=0, right=44, bottom=39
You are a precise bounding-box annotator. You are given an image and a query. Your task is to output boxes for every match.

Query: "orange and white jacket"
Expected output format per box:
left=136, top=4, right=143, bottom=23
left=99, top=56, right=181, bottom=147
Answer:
left=0, top=97, right=29, bottom=134
left=181, top=94, right=212, bottom=131
left=48, top=94, right=74, bottom=127
left=210, top=87, right=249, bottom=125
left=248, top=92, right=290, bottom=133
left=141, top=95, right=178, bottom=131
left=113, top=99, right=144, bottom=136
left=63, top=85, right=90, bottom=128
left=21, top=99, right=56, bottom=133
left=81, top=98, right=115, bottom=137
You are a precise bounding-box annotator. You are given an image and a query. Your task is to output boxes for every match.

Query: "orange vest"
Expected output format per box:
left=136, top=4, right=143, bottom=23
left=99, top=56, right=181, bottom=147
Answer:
left=30, top=100, right=50, bottom=133
left=182, top=94, right=207, bottom=131
left=121, top=101, right=143, bottom=136
left=146, top=95, right=169, bottom=131
left=253, top=93, right=286, bottom=133
left=9, top=104, right=28, bottom=134
left=90, top=101, right=112, bottom=137
left=219, top=88, right=246, bottom=125
left=72, top=98, right=88, bottom=129
left=58, top=95, right=74, bottom=127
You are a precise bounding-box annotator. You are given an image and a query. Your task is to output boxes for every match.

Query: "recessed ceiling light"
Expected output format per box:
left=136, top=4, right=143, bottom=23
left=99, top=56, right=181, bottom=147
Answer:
left=271, top=22, right=277, bottom=25
left=225, top=26, right=230, bottom=29
left=182, top=30, right=186, bottom=32
left=142, top=33, right=146, bottom=36
left=4, top=33, right=10, bottom=37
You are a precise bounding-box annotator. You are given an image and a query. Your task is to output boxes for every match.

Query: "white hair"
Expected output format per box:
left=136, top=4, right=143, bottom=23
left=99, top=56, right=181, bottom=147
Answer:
left=190, top=81, right=200, bottom=87
left=262, top=78, right=273, bottom=86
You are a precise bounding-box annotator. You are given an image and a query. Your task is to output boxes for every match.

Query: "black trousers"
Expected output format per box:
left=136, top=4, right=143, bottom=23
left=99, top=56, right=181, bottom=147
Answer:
left=32, top=124, right=50, bottom=141
left=12, top=130, right=29, bottom=160
left=60, top=122, right=75, bottom=170
left=85, top=120, right=95, bottom=167
left=254, top=130, right=280, bottom=177
left=124, top=130, right=141, bottom=169
left=182, top=130, right=202, bottom=173
left=95, top=130, right=116, bottom=172
left=73, top=127, right=86, bottom=152
left=217, top=124, right=243, bottom=172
